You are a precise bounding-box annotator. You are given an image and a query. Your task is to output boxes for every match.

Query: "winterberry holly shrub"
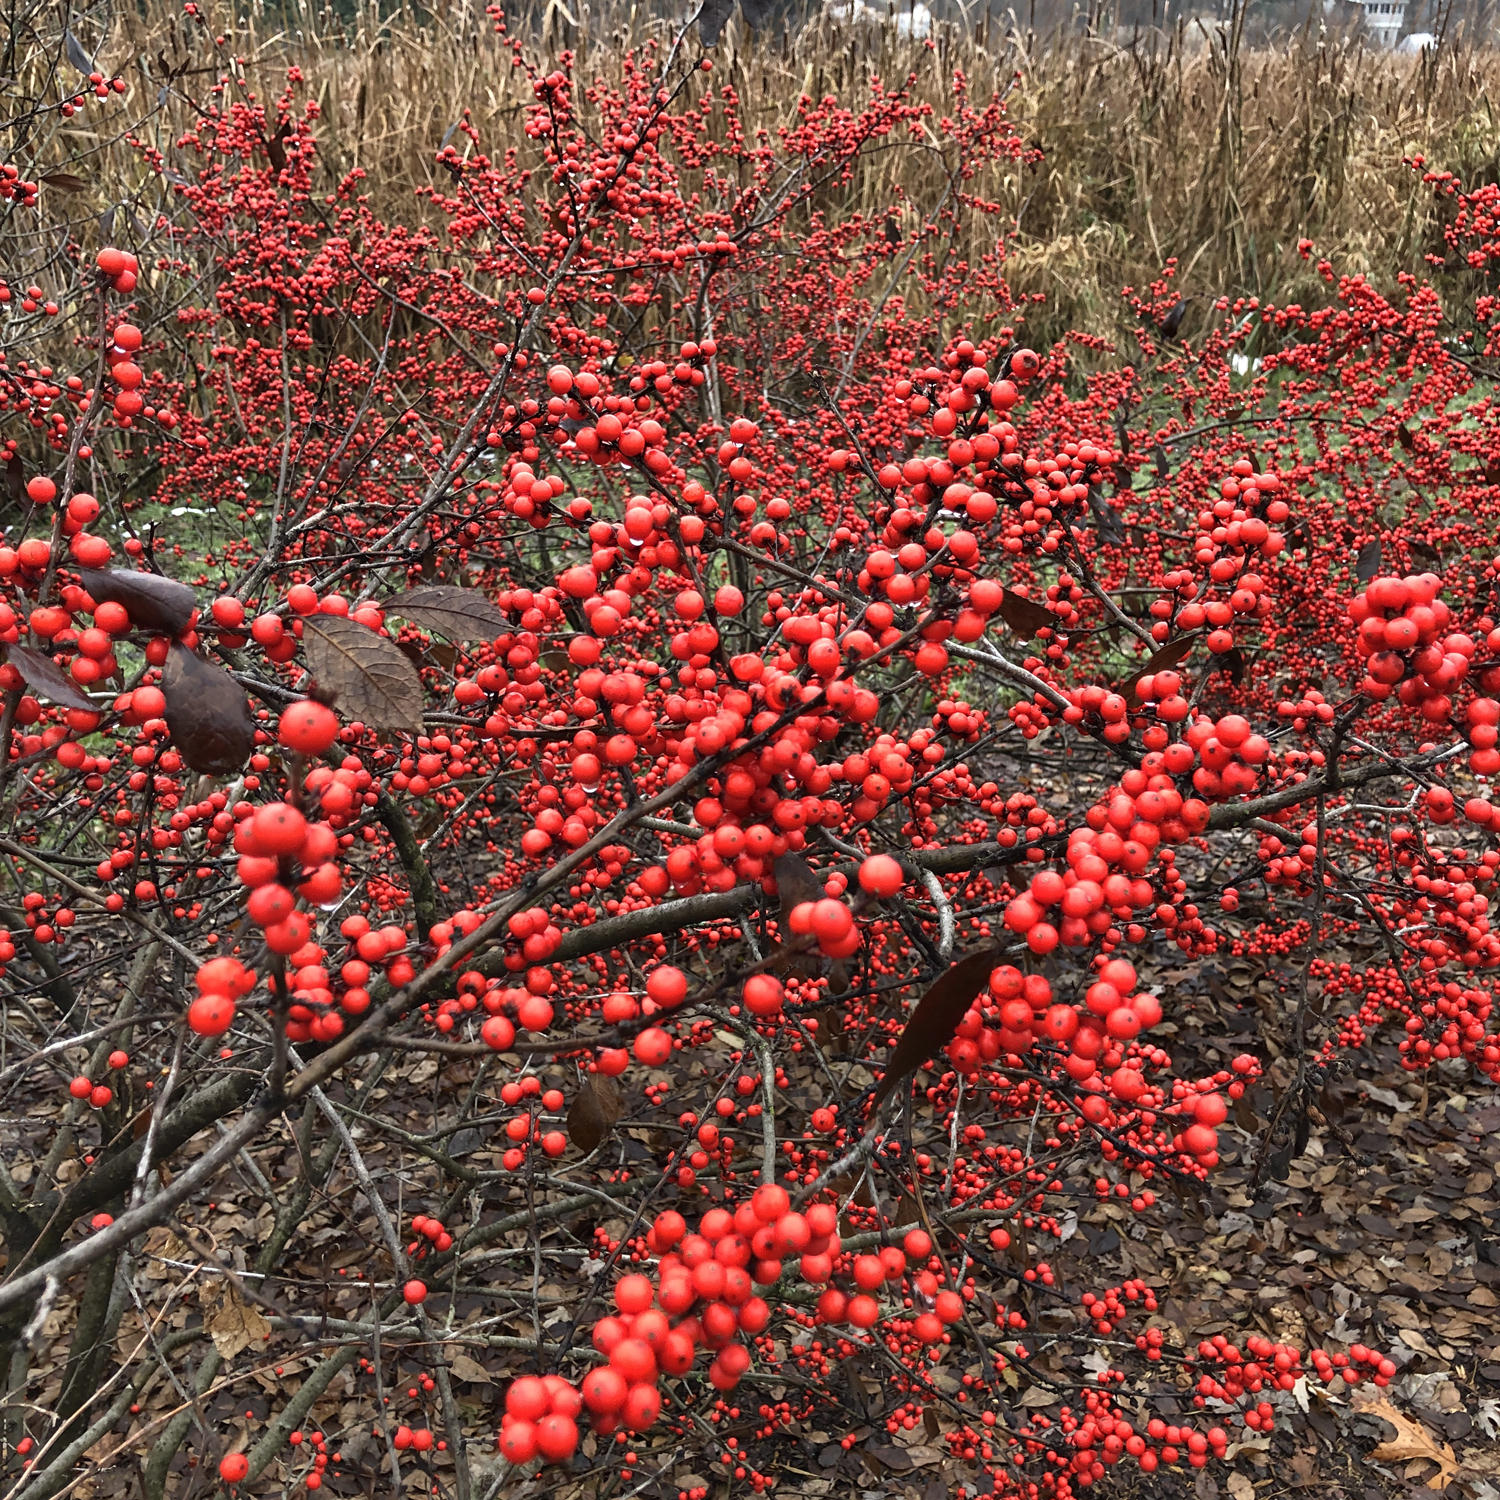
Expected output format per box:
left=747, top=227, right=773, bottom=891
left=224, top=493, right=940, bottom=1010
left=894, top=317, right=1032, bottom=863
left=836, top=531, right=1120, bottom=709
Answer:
left=1, top=5, right=1497, bottom=1498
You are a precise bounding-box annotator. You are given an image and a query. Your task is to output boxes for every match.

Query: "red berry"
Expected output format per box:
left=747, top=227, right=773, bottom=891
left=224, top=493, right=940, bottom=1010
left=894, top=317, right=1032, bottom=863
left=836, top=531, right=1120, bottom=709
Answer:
left=188, top=994, right=236, bottom=1037
left=857, top=853, right=904, bottom=898
left=279, top=700, right=340, bottom=754
left=218, top=1453, right=249, bottom=1484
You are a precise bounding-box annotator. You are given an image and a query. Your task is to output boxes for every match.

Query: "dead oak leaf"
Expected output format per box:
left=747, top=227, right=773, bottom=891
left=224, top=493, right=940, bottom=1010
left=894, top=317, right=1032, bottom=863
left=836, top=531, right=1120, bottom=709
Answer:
left=1351, top=1385, right=1460, bottom=1490
left=448, top=1353, right=494, bottom=1384
left=200, top=1277, right=271, bottom=1361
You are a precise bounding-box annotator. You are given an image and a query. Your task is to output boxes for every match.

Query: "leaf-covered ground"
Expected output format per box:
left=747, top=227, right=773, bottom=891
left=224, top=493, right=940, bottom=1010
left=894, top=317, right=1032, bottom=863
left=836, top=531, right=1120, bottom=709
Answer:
left=15, top=967, right=1499, bottom=1500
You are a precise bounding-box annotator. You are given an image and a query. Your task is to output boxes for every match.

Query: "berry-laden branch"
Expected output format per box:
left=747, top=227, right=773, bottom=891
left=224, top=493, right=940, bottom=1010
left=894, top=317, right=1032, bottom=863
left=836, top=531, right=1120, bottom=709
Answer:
left=1, top=11, right=1495, bottom=1499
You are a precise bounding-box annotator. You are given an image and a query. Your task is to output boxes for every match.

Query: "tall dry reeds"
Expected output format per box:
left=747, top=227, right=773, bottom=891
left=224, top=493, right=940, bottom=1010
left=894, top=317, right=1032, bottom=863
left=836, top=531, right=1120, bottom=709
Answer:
left=24, top=0, right=1500, bottom=342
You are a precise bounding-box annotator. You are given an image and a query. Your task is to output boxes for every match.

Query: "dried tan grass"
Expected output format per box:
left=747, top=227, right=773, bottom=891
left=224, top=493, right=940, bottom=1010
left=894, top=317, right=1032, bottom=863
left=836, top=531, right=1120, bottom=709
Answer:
left=43, top=0, right=1500, bottom=341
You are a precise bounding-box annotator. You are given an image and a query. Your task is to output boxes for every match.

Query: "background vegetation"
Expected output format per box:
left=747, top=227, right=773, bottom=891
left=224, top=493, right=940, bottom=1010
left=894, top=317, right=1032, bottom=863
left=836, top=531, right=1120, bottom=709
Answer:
left=17, top=0, right=1500, bottom=351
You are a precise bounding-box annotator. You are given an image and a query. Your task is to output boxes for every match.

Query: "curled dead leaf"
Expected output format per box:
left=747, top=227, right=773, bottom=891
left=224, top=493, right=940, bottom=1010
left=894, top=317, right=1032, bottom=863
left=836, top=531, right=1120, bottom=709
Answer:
left=4, top=645, right=97, bottom=711
left=79, top=568, right=197, bottom=635
left=872, top=946, right=1003, bottom=1109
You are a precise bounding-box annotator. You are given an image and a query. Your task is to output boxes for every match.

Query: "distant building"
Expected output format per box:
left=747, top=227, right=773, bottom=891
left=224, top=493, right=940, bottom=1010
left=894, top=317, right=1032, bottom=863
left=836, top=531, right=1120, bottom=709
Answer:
left=1356, top=0, right=1406, bottom=44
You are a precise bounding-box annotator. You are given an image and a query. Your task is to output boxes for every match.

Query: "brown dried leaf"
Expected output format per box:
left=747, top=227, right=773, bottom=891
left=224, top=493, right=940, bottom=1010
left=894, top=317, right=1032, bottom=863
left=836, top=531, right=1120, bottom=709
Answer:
left=448, top=1353, right=493, bottom=1384
left=1409, top=537, right=1442, bottom=570
left=266, top=120, right=291, bottom=173
left=3, top=455, right=22, bottom=508
left=41, top=172, right=87, bottom=193
left=302, top=614, right=423, bottom=731
left=79, top=568, right=196, bottom=635
left=63, top=28, right=95, bottom=76
left=396, top=635, right=458, bottom=672
left=567, top=1074, right=622, bottom=1154
left=5, top=645, right=96, bottom=710
left=1351, top=1386, right=1460, bottom=1489
left=996, top=590, right=1053, bottom=638
left=201, top=1278, right=270, bottom=1361
left=1355, top=537, right=1383, bottom=582
left=773, top=851, right=825, bottom=914
left=863, top=1444, right=914, bottom=1473
left=1123, top=633, right=1200, bottom=702
left=770, top=851, right=841, bottom=982
left=162, top=644, right=255, bottom=775
left=383, top=585, right=506, bottom=642
left=872, top=946, right=1001, bottom=1109
left=698, top=0, right=736, bottom=44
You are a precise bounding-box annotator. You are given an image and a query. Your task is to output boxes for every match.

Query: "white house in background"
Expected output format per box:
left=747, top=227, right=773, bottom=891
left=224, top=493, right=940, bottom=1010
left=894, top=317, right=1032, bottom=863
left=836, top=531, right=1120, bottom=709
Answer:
left=1358, top=0, right=1407, bottom=45
left=826, top=0, right=933, bottom=36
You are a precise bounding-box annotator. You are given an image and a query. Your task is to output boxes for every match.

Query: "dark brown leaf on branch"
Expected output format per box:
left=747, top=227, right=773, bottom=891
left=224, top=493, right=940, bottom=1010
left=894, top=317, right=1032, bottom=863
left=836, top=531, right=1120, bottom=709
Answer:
left=63, top=28, right=95, bottom=76
left=162, top=644, right=255, bottom=775
left=41, top=173, right=87, bottom=194
left=1355, top=538, right=1383, bottom=582
left=883, top=216, right=901, bottom=246
left=997, top=590, right=1053, bottom=638
left=1158, top=297, right=1187, bottom=340
left=79, top=568, right=197, bottom=635
left=773, top=851, right=824, bottom=915
left=1122, top=633, right=1200, bottom=702
left=5, top=645, right=97, bottom=711
left=698, top=0, right=737, bottom=44
left=1219, top=646, right=1246, bottom=684
left=1264, top=1138, right=1295, bottom=1184
left=863, top=1443, right=916, bottom=1474
left=1395, top=423, right=1416, bottom=452
left=396, top=635, right=458, bottom=672
left=567, top=1075, right=622, bottom=1154
left=772, top=850, right=826, bottom=972
left=302, top=614, right=424, bottom=731
left=871, top=946, right=1001, bottom=1109
left=266, top=120, right=291, bottom=173
left=383, top=585, right=506, bottom=641
left=4, top=455, right=24, bottom=509
left=1085, top=486, right=1126, bottom=544
left=771, top=852, right=853, bottom=990
left=1409, top=538, right=1443, bottom=570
